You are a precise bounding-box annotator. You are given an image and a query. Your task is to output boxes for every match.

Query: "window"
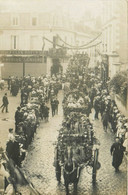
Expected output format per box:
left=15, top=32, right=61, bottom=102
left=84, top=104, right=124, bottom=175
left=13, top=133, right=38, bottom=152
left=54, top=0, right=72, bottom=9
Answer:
left=30, top=36, right=39, bottom=50
left=32, top=17, right=37, bottom=26
left=11, top=36, right=18, bottom=50
left=12, top=17, right=18, bottom=26
left=53, top=16, right=55, bottom=26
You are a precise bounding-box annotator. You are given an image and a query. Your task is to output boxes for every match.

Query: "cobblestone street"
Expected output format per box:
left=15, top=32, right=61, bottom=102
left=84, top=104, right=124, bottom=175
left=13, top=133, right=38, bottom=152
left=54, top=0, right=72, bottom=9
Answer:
left=22, top=90, right=127, bottom=195
left=78, top=113, right=127, bottom=195
left=22, top=90, right=65, bottom=195
left=0, top=1, right=128, bottom=194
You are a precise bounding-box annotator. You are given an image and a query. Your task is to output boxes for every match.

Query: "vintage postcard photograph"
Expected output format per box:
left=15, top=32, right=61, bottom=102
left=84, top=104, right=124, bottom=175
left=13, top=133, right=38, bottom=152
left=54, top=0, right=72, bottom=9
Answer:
left=0, top=0, right=127, bottom=194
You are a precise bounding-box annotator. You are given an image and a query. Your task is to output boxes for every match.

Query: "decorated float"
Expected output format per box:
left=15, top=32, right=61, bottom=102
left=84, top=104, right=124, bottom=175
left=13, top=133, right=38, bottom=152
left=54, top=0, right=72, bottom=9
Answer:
left=63, top=89, right=90, bottom=116
left=54, top=112, right=100, bottom=195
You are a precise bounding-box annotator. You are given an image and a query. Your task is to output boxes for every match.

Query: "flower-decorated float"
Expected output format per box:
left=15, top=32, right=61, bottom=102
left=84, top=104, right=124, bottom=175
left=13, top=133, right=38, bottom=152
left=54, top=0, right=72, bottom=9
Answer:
left=54, top=112, right=100, bottom=195
left=63, top=89, right=90, bottom=116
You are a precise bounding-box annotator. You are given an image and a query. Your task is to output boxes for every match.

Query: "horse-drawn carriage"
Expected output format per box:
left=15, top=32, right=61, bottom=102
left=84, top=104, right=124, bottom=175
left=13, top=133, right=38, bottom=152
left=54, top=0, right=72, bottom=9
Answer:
left=54, top=93, right=100, bottom=195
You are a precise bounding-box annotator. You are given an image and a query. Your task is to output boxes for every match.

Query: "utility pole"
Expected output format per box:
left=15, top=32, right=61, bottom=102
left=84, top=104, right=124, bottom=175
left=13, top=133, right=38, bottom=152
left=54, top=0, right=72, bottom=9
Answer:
left=124, top=0, right=128, bottom=110
left=42, top=37, right=45, bottom=63
left=23, top=58, right=25, bottom=77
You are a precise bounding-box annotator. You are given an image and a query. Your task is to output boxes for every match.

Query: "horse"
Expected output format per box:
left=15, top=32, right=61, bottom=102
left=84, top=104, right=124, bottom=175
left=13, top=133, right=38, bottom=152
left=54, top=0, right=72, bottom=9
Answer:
left=63, top=146, right=81, bottom=195
left=63, top=159, right=80, bottom=195
left=54, top=145, right=81, bottom=195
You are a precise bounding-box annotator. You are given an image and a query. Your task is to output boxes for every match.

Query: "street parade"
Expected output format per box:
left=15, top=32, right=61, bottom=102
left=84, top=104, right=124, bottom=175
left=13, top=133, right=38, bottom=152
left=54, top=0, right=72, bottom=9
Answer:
left=0, top=0, right=128, bottom=194
left=0, top=50, right=127, bottom=195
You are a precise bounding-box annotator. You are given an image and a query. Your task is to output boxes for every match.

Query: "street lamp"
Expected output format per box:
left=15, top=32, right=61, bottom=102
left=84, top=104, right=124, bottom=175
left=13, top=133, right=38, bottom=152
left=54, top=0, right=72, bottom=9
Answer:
left=42, top=36, right=45, bottom=63
left=0, top=63, right=4, bottom=79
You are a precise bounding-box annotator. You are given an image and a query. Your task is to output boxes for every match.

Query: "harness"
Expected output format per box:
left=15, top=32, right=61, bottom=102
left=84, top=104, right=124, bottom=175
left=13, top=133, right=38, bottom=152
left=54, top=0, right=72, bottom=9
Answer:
left=64, top=161, right=77, bottom=175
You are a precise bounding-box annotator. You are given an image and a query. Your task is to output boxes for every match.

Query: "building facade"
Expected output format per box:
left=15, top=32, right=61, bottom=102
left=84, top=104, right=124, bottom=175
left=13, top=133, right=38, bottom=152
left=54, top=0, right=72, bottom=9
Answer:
left=0, top=11, right=93, bottom=51
left=0, top=8, right=95, bottom=78
left=102, top=0, right=128, bottom=114
left=102, top=0, right=128, bottom=78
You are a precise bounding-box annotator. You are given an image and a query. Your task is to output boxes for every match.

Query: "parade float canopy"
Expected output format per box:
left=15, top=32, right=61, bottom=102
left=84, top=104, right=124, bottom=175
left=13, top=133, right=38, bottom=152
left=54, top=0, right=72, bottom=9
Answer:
left=63, top=90, right=89, bottom=115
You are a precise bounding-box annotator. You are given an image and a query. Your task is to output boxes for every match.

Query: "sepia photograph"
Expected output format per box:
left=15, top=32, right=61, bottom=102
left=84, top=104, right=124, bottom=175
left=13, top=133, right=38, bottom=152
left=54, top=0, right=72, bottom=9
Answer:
left=0, top=0, right=128, bottom=194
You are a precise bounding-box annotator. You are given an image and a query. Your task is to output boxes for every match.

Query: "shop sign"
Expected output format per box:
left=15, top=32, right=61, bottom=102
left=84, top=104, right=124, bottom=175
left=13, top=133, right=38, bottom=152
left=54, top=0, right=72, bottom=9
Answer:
left=0, top=56, right=42, bottom=63
left=0, top=50, right=43, bottom=55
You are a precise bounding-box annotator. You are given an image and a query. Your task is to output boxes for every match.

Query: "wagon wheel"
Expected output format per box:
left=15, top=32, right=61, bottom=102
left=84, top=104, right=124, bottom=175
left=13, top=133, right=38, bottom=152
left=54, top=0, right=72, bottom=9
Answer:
left=92, top=148, right=99, bottom=183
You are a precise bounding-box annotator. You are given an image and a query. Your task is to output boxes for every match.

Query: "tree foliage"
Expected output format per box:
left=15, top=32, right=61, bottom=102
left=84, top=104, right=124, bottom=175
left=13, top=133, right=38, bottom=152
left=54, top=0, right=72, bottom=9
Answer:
left=109, top=70, right=128, bottom=103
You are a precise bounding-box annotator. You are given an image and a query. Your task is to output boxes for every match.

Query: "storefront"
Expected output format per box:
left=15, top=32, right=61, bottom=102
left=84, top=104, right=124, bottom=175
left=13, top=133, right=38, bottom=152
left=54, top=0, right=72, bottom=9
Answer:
left=0, top=50, right=48, bottom=78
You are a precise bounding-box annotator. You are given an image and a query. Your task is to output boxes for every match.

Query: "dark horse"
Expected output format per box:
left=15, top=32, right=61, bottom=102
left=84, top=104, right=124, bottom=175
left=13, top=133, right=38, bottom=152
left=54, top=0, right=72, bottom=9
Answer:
left=63, top=159, right=80, bottom=195
left=54, top=146, right=81, bottom=194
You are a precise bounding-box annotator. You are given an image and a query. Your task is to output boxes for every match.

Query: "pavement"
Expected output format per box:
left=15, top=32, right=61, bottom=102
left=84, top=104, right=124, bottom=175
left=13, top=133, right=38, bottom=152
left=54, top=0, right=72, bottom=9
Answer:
left=21, top=90, right=127, bottom=195
left=0, top=84, right=21, bottom=149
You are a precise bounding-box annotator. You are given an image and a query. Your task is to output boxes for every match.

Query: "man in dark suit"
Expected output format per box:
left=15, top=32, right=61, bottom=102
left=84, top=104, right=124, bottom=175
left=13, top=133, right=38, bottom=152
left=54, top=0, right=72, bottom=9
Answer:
left=55, top=98, right=59, bottom=114
left=111, top=137, right=125, bottom=172
left=51, top=98, right=56, bottom=117
left=1, top=93, right=9, bottom=113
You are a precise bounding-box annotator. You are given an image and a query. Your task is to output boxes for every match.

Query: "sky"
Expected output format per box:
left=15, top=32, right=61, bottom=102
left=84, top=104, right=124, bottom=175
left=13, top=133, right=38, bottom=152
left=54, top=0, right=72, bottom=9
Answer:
left=0, top=0, right=102, bottom=19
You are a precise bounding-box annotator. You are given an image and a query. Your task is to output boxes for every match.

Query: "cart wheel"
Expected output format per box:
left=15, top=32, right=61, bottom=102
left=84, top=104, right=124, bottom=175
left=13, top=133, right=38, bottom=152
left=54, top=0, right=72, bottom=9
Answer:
left=92, top=149, right=98, bottom=183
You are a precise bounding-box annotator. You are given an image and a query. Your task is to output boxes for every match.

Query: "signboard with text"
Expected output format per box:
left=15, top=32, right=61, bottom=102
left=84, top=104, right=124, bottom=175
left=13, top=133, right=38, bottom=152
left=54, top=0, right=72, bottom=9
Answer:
left=0, top=56, right=43, bottom=63
left=0, top=50, right=51, bottom=63
left=0, top=50, right=43, bottom=55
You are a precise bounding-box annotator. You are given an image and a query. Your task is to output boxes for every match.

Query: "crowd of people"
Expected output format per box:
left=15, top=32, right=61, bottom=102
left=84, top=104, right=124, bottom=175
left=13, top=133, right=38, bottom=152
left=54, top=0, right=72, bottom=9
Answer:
left=0, top=52, right=127, bottom=193
left=7, top=74, right=62, bottom=161
left=0, top=74, right=62, bottom=193
left=7, top=76, right=22, bottom=96
left=87, top=73, right=128, bottom=144
left=64, top=53, right=128, bottom=173
left=66, top=53, right=128, bottom=148
left=88, top=75, right=128, bottom=171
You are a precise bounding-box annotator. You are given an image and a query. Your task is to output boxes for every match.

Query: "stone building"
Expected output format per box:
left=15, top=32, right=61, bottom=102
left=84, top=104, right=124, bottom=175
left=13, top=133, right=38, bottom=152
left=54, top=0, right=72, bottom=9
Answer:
left=102, top=0, right=128, bottom=115
left=0, top=1, right=95, bottom=78
left=102, top=0, right=128, bottom=78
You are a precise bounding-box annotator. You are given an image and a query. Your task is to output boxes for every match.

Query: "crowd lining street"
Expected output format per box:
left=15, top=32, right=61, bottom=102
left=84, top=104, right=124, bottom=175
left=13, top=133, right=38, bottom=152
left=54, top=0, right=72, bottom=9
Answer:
left=0, top=62, right=127, bottom=195
left=22, top=90, right=127, bottom=195
left=0, top=84, right=126, bottom=195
